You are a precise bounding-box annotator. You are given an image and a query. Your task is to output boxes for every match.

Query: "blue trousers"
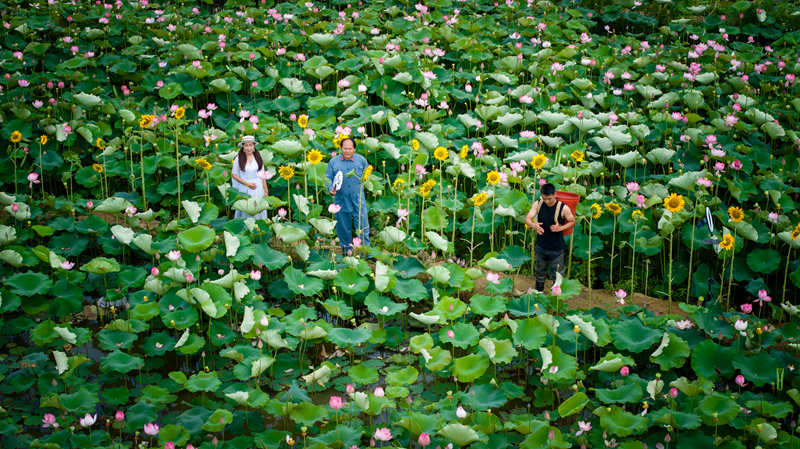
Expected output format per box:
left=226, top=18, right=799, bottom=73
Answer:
left=336, top=208, right=370, bottom=252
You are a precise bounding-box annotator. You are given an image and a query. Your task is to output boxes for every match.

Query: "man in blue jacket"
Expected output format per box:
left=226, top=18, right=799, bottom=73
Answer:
left=324, top=138, right=373, bottom=257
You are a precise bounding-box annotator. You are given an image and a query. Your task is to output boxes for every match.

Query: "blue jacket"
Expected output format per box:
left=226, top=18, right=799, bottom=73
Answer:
left=324, top=153, right=369, bottom=213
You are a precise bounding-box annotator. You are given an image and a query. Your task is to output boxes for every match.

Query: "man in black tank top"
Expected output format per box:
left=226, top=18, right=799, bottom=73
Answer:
left=524, top=183, right=576, bottom=292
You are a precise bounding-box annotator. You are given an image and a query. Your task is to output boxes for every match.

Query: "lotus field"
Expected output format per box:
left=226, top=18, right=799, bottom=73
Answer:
left=4, top=0, right=800, bottom=448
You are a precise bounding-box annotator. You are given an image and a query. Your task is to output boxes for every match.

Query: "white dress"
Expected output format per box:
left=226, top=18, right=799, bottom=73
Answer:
left=232, top=156, right=268, bottom=221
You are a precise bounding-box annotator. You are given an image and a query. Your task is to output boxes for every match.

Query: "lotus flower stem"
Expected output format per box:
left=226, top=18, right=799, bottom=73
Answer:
left=140, top=128, right=147, bottom=210
left=782, top=246, right=793, bottom=309
left=726, top=230, right=737, bottom=311
left=176, top=127, right=181, bottom=222
left=668, top=213, right=675, bottom=315
left=685, top=194, right=700, bottom=303
left=588, top=216, right=593, bottom=308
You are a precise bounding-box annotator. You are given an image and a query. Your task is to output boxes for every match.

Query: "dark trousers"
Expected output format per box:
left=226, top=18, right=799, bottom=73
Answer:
left=534, top=245, right=565, bottom=291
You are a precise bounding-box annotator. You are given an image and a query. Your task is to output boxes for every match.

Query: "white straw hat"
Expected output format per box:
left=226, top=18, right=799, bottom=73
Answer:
left=238, top=135, right=259, bottom=146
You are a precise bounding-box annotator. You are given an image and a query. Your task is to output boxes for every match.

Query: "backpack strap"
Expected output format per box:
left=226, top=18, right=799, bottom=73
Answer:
left=554, top=201, right=564, bottom=225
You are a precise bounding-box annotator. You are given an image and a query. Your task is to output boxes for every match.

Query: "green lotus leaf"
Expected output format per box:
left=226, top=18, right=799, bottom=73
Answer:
left=450, top=353, right=490, bottom=383
left=177, top=226, right=216, bottom=253
left=284, top=266, right=324, bottom=297
left=386, top=366, right=419, bottom=387
left=7, top=271, right=52, bottom=297
left=349, top=364, right=379, bottom=385
left=440, top=322, right=480, bottom=349
left=610, top=318, right=662, bottom=353
left=202, top=409, right=233, bottom=433
left=438, top=423, right=481, bottom=447
left=409, top=333, right=434, bottom=353
left=100, top=350, right=144, bottom=374
left=328, top=328, right=371, bottom=348
left=690, top=340, right=737, bottom=380
left=56, top=388, right=99, bottom=414
left=379, top=226, right=408, bottom=247
left=335, top=267, right=370, bottom=295
left=558, top=392, right=589, bottom=418
left=185, top=372, right=221, bottom=393
left=599, top=408, right=649, bottom=437
left=321, top=298, right=354, bottom=320
left=364, top=292, right=407, bottom=316
left=746, top=248, right=781, bottom=274
left=470, top=294, right=507, bottom=317
left=590, top=352, right=636, bottom=372
left=421, top=347, right=451, bottom=372
left=732, top=351, right=780, bottom=387
left=157, top=424, right=192, bottom=447
left=93, top=197, right=132, bottom=214
left=595, top=382, right=643, bottom=405
left=478, top=337, right=518, bottom=365
left=650, top=333, right=690, bottom=370
left=696, top=393, right=741, bottom=426
left=290, top=401, right=329, bottom=427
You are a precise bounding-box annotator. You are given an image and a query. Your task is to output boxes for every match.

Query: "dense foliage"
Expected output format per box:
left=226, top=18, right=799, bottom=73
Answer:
left=2, top=0, right=800, bottom=448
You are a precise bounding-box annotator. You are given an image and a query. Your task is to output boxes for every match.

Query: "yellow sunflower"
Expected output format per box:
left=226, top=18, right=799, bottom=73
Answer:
left=632, top=209, right=645, bottom=221
left=393, top=178, right=405, bottom=190
left=727, top=206, right=744, bottom=223
left=720, top=233, right=735, bottom=251
left=411, top=139, right=420, bottom=151
left=362, top=165, right=373, bottom=181
left=487, top=170, right=501, bottom=185
left=606, top=203, right=622, bottom=215
left=92, top=163, right=103, bottom=173
left=279, top=165, right=295, bottom=181
left=332, top=133, right=349, bottom=149
left=96, top=138, right=105, bottom=149
left=140, top=115, right=155, bottom=128
left=792, top=224, right=800, bottom=240
left=434, top=146, right=448, bottom=162
left=663, top=193, right=685, bottom=213
left=571, top=150, right=585, bottom=163
left=307, top=149, right=324, bottom=165
left=40, top=135, right=47, bottom=145
left=298, top=114, right=308, bottom=129
left=10, top=131, right=22, bottom=143
left=590, top=203, right=602, bottom=219
left=174, top=107, right=186, bottom=120
left=471, top=192, right=488, bottom=207
left=196, top=158, right=212, bottom=170
left=460, top=145, right=469, bottom=159
left=531, top=153, right=547, bottom=170
left=419, top=179, right=436, bottom=196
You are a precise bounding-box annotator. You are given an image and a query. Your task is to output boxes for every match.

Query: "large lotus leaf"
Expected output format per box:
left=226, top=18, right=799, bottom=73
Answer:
left=349, top=364, right=379, bottom=385
left=566, top=315, right=598, bottom=344
left=252, top=244, right=290, bottom=270
left=409, top=333, right=434, bottom=353
left=480, top=337, right=517, bottom=365
left=284, top=266, right=324, bottom=297
left=451, top=354, right=490, bottom=382
left=438, top=423, right=481, bottom=447
left=470, top=295, right=506, bottom=317
left=610, top=319, right=662, bottom=353
left=608, top=150, right=640, bottom=169
left=93, top=197, right=132, bottom=214
left=233, top=197, right=272, bottom=217
left=290, top=402, right=329, bottom=427
left=543, top=347, right=577, bottom=382
left=691, top=340, right=737, bottom=379
left=157, top=425, right=192, bottom=448
left=422, top=347, right=452, bottom=372
left=589, top=352, right=636, bottom=372
left=328, top=328, right=371, bottom=348
left=56, top=388, right=99, bottom=414
left=480, top=257, right=512, bottom=272
left=275, top=224, right=309, bottom=245
left=595, top=381, right=643, bottom=405
left=334, top=268, right=370, bottom=295
left=386, top=366, right=419, bottom=386
left=746, top=248, right=781, bottom=274
left=732, top=351, right=780, bottom=387
left=100, top=350, right=144, bottom=374
left=378, top=226, right=407, bottom=246
left=599, top=408, right=649, bottom=437
left=321, top=298, right=354, bottom=320
left=646, top=147, right=676, bottom=165
left=440, top=322, right=480, bottom=349
left=537, top=111, right=569, bottom=127
left=696, top=393, right=741, bottom=426
left=185, top=372, right=221, bottom=393
left=427, top=265, right=451, bottom=284
left=649, top=333, right=690, bottom=370
left=364, top=292, right=406, bottom=316
left=80, top=257, right=121, bottom=274
left=513, top=318, right=548, bottom=350
left=558, top=392, right=589, bottom=418
left=7, top=272, right=52, bottom=297
left=309, top=218, right=336, bottom=236
left=177, top=226, right=216, bottom=253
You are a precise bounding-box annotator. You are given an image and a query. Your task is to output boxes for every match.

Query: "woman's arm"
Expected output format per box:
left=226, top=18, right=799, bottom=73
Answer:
left=262, top=178, right=269, bottom=195
left=233, top=174, right=255, bottom=188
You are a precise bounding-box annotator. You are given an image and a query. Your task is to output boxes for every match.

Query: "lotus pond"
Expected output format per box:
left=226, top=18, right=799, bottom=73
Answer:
left=2, top=0, right=800, bottom=448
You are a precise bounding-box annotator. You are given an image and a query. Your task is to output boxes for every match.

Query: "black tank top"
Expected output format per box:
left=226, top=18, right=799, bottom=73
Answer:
left=537, top=200, right=565, bottom=252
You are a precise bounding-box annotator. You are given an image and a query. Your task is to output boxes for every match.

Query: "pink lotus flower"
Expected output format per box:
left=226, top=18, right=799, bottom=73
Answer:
left=42, top=414, right=59, bottom=428
left=551, top=285, right=561, bottom=295
left=741, top=303, right=752, bottom=314
left=373, top=428, right=392, bottom=442
left=548, top=365, right=559, bottom=374
left=87, top=201, right=94, bottom=209
left=251, top=270, right=262, bottom=281
left=61, top=261, right=75, bottom=270
left=374, top=387, right=385, bottom=397
left=615, top=289, right=627, bottom=301
left=730, top=160, right=743, bottom=170
left=576, top=421, right=591, bottom=435
left=80, top=413, right=97, bottom=427
left=636, top=195, right=646, bottom=208
left=418, top=433, right=431, bottom=446
left=329, top=396, right=344, bottom=410
left=669, top=387, right=678, bottom=398
left=168, top=250, right=181, bottom=261
left=620, top=366, right=630, bottom=376
left=754, top=289, right=771, bottom=307
left=735, top=374, right=748, bottom=387
left=346, top=384, right=355, bottom=394
left=11, top=204, right=18, bottom=212
left=768, top=212, right=779, bottom=224
left=328, top=204, right=342, bottom=214
left=151, top=267, right=159, bottom=276
left=165, top=443, right=175, bottom=449
left=28, top=173, right=40, bottom=189
left=486, top=272, right=500, bottom=284
left=352, top=237, right=362, bottom=248
left=278, top=208, right=287, bottom=219
left=257, top=169, right=272, bottom=180
left=447, top=330, right=455, bottom=339
left=125, top=206, right=137, bottom=217
left=675, top=319, right=693, bottom=330
left=456, top=406, right=467, bottom=419
left=626, top=182, right=640, bottom=192
left=144, top=423, right=159, bottom=436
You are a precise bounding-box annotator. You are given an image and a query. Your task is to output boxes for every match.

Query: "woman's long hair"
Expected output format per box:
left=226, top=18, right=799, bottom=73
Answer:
left=237, top=147, right=263, bottom=172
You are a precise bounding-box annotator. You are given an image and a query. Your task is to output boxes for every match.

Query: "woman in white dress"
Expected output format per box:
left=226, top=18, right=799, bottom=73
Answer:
left=231, top=135, right=269, bottom=220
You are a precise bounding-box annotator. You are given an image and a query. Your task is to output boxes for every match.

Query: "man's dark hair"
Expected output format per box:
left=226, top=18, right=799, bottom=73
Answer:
left=541, top=183, right=556, bottom=196
left=340, top=137, right=356, bottom=149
